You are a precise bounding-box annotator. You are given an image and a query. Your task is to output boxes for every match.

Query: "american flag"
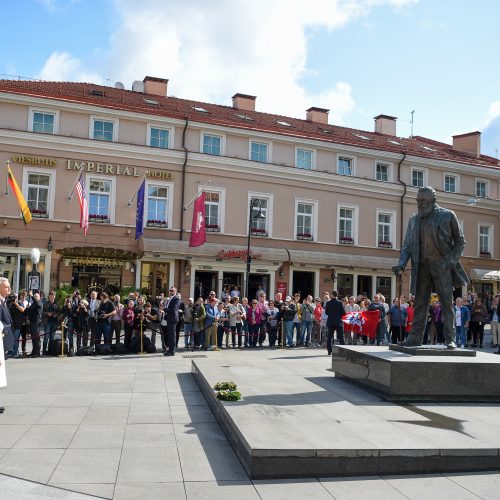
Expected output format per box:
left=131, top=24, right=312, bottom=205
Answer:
left=75, top=173, right=89, bottom=236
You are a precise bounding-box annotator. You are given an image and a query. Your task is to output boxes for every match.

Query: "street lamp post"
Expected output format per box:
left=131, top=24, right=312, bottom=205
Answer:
left=245, top=199, right=265, bottom=299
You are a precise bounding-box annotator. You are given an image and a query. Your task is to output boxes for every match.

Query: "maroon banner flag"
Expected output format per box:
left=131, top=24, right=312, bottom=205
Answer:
left=342, top=310, right=380, bottom=339
left=189, top=192, right=206, bottom=247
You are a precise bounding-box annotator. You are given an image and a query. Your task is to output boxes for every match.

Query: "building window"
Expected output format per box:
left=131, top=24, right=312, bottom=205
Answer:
left=296, top=202, right=314, bottom=240
left=149, top=127, right=169, bottom=149
left=479, top=225, right=492, bottom=257
left=412, top=169, right=425, bottom=187
left=92, top=119, right=114, bottom=141
left=202, top=134, right=222, bottom=155
left=338, top=207, right=354, bottom=244
left=29, top=107, right=59, bottom=134
left=89, top=179, right=111, bottom=223
left=32, top=112, right=55, bottom=134
left=250, top=196, right=269, bottom=237
left=250, top=142, right=269, bottom=163
left=376, top=276, right=392, bottom=299
left=337, top=274, right=353, bottom=297
left=338, top=157, right=353, bottom=176
left=146, top=185, right=169, bottom=228
left=377, top=212, right=393, bottom=248
left=476, top=180, right=488, bottom=198
left=444, top=174, right=457, bottom=193
left=205, top=192, right=221, bottom=232
left=376, top=162, right=390, bottom=182
left=27, top=173, right=50, bottom=218
left=296, top=148, right=313, bottom=170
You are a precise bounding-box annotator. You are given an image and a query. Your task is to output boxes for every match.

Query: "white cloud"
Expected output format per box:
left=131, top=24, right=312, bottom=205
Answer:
left=36, top=0, right=417, bottom=123
left=37, top=51, right=102, bottom=83
left=486, top=101, right=500, bottom=123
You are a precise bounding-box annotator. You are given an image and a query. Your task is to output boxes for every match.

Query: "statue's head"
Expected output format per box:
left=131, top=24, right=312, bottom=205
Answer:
left=417, top=186, right=437, bottom=218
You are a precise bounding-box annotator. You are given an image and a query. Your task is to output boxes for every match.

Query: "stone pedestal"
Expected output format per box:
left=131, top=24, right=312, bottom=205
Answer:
left=332, top=345, right=500, bottom=402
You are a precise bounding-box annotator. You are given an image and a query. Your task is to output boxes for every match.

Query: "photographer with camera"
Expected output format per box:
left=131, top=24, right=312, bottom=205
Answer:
left=111, top=294, right=124, bottom=345
left=95, top=293, right=115, bottom=347
left=25, top=290, right=43, bottom=357
left=8, top=291, right=26, bottom=358
left=281, top=296, right=297, bottom=348
left=42, top=291, right=60, bottom=355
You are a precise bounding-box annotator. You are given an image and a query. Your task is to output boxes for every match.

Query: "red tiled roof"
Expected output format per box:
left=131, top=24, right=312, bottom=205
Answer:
left=1, top=79, right=498, bottom=169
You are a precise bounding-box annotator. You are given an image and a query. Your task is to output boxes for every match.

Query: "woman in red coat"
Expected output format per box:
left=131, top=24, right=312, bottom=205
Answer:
left=405, top=299, right=415, bottom=340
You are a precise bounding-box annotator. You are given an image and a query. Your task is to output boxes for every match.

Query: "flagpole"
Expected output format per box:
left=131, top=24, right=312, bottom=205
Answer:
left=5, top=161, right=10, bottom=195
left=127, top=174, right=147, bottom=207
left=183, top=180, right=211, bottom=211
left=67, top=170, right=84, bottom=201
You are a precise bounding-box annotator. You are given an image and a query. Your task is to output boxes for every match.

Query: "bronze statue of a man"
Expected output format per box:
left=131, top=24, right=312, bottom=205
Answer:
left=392, top=186, right=469, bottom=348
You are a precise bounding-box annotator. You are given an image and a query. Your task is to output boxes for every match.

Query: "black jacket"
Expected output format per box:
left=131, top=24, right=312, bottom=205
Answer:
left=26, top=298, right=43, bottom=324
left=324, top=298, right=346, bottom=327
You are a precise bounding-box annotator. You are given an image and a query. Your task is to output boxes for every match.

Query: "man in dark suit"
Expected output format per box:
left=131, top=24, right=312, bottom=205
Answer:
left=164, top=286, right=180, bottom=356
left=0, top=277, right=14, bottom=413
left=324, top=290, right=346, bottom=355
left=26, top=291, right=43, bottom=357
left=393, top=187, right=468, bottom=348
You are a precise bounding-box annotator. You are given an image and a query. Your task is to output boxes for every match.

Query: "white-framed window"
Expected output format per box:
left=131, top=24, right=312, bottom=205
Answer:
left=376, top=210, right=396, bottom=248
left=248, top=192, right=273, bottom=238
left=250, top=141, right=270, bottom=163
left=88, top=176, right=115, bottom=223
left=147, top=125, right=171, bottom=149
left=444, top=173, right=459, bottom=193
left=89, top=116, right=118, bottom=142
left=145, top=182, right=174, bottom=229
left=296, top=148, right=314, bottom=170
left=411, top=168, right=426, bottom=187
left=478, top=224, right=493, bottom=257
left=295, top=199, right=318, bottom=241
left=21, top=167, right=56, bottom=219
left=337, top=155, right=355, bottom=176
left=202, top=133, right=223, bottom=155
left=203, top=187, right=226, bottom=233
left=476, top=179, right=489, bottom=198
left=337, top=203, right=358, bottom=245
left=28, top=107, right=59, bottom=134
left=375, top=162, right=391, bottom=182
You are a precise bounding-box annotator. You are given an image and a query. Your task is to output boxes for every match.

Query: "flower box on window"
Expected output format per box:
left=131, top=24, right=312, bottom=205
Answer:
left=206, top=224, right=220, bottom=232
left=89, top=214, right=109, bottom=223
left=297, top=233, right=312, bottom=240
left=339, top=236, right=354, bottom=245
left=480, top=251, right=491, bottom=258
left=146, top=219, right=166, bottom=228
left=378, top=241, right=393, bottom=248
left=31, top=208, right=48, bottom=218
left=251, top=228, right=267, bottom=237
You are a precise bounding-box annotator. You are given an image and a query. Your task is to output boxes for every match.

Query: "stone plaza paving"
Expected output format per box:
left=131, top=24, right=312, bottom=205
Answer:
left=0, top=337, right=499, bottom=499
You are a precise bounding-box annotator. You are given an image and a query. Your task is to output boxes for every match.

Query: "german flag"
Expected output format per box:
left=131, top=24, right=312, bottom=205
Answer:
left=7, top=164, right=32, bottom=224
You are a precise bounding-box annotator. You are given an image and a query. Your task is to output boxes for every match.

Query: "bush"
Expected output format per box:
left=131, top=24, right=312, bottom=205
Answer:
left=216, top=390, right=242, bottom=401
left=213, top=381, right=237, bottom=391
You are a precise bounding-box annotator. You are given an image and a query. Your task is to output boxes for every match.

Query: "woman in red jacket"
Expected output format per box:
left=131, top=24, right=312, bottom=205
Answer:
left=405, top=299, right=415, bottom=340
left=247, top=299, right=262, bottom=348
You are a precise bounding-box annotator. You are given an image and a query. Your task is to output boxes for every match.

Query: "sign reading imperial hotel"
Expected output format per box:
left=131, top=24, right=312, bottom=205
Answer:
left=0, top=76, right=498, bottom=301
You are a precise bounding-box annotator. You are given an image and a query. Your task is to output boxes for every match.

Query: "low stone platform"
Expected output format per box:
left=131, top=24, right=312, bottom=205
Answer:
left=192, top=351, right=500, bottom=479
left=389, top=344, right=476, bottom=357
left=333, top=345, right=500, bottom=402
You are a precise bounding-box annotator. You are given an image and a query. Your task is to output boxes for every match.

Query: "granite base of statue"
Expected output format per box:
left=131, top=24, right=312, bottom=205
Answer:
left=332, top=187, right=500, bottom=402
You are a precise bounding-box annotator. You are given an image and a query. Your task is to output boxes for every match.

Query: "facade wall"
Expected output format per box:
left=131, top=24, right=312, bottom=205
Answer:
left=1, top=89, right=499, bottom=302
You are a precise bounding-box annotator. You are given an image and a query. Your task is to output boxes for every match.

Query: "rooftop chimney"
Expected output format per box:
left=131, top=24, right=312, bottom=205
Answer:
left=232, top=93, right=256, bottom=111
left=452, top=131, right=481, bottom=158
left=306, top=107, right=329, bottom=124
left=374, top=114, right=397, bottom=136
left=143, top=76, right=168, bottom=97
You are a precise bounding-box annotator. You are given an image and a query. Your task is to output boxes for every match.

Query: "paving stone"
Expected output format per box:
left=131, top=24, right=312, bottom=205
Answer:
left=50, top=448, right=121, bottom=484
left=320, top=476, right=408, bottom=499
left=123, top=424, right=176, bottom=448
left=0, top=448, right=65, bottom=483
left=0, top=424, right=32, bottom=448
left=252, top=478, right=334, bottom=499
left=50, top=482, right=115, bottom=499
left=92, top=393, right=132, bottom=407
left=444, top=471, right=500, bottom=500
left=69, top=424, right=126, bottom=449
left=81, top=406, right=129, bottom=425
left=169, top=405, right=216, bottom=424
left=0, top=405, right=49, bottom=424
left=133, top=373, right=166, bottom=393
left=128, top=403, right=172, bottom=424
left=114, top=482, right=186, bottom=499
left=185, top=480, right=260, bottom=499
left=15, top=424, right=78, bottom=449
left=38, top=407, right=89, bottom=425
left=51, top=394, right=96, bottom=407
left=116, top=447, right=183, bottom=483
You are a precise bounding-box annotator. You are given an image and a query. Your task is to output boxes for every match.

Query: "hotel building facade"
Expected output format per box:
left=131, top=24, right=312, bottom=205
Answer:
left=0, top=77, right=498, bottom=301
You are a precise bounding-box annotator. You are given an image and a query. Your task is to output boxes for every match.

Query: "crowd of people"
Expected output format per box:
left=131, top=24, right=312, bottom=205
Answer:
left=0, top=275, right=499, bottom=359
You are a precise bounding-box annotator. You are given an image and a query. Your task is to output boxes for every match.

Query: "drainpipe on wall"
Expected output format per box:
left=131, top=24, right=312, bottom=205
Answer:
left=396, top=152, right=408, bottom=301
left=179, top=116, right=190, bottom=242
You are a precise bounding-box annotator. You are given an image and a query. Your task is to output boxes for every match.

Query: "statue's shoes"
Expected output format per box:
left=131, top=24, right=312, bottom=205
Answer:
left=402, top=336, right=421, bottom=347
left=446, top=341, right=457, bottom=349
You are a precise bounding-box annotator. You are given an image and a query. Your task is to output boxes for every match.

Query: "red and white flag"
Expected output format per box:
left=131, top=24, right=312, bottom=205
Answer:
left=342, top=310, right=380, bottom=339
left=75, top=173, right=89, bottom=236
left=189, top=192, right=206, bottom=247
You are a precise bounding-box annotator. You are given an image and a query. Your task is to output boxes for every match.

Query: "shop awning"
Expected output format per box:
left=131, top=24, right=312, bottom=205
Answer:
left=471, top=268, right=500, bottom=281
left=288, top=249, right=398, bottom=271
left=140, top=239, right=289, bottom=263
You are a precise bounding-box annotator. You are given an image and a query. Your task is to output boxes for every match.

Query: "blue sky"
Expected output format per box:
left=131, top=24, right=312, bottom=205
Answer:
left=2, top=0, right=499, bottom=156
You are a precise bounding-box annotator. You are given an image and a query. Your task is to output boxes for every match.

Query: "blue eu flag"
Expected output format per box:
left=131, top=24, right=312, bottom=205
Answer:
left=135, top=180, right=145, bottom=240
